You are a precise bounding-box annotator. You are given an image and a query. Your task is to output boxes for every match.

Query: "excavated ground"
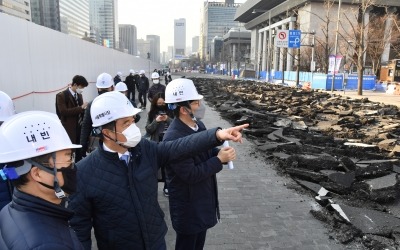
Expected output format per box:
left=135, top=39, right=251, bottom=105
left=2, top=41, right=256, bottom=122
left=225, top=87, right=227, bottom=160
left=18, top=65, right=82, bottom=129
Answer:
left=191, top=77, right=400, bottom=250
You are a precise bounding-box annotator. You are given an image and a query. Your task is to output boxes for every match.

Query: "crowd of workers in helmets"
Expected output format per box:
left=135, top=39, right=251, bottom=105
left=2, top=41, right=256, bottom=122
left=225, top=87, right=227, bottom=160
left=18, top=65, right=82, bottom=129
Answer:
left=0, top=71, right=249, bottom=250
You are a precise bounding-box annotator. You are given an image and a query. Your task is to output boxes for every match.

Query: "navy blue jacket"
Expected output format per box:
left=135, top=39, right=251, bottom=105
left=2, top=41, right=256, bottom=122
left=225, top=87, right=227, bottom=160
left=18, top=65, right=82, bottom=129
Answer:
left=0, top=189, right=84, bottom=250
left=163, top=118, right=222, bottom=234
left=68, top=128, right=222, bottom=250
left=0, top=181, right=12, bottom=210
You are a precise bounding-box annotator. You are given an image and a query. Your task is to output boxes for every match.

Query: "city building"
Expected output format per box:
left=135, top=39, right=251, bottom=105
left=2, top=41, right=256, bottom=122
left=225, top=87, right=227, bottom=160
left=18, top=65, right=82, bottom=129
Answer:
left=30, top=0, right=89, bottom=39
left=200, top=0, right=242, bottom=61
left=119, top=24, right=137, bottom=55
left=192, top=36, right=199, bottom=55
left=89, top=0, right=118, bottom=49
left=147, top=35, right=160, bottom=63
left=174, top=18, right=186, bottom=59
left=234, top=0, right=400, bottom=78
left=0, top=0, right=31, bottom=21
left=137, top=38, right=150, bottom=60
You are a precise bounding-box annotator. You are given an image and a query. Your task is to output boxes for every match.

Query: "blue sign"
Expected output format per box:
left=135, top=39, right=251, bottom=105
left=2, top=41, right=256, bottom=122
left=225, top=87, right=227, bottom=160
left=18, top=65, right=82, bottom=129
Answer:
left=288, top=30, right=301, bottom=48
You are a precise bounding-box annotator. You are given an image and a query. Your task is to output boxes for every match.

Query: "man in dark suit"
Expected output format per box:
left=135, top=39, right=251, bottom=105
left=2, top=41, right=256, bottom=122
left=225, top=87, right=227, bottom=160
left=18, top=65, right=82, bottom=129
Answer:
left=56, top=75, right=88, bottom=162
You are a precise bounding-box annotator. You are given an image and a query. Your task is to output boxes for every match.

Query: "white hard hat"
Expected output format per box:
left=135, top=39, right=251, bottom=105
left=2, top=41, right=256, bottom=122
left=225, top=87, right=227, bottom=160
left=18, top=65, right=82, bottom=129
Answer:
left=151, top=72, right=160, bottom=79
left=130, top=69, right=135, bottom=74
left=0, top=111, right=81, bottom=163
left=165, top=78, right=203, bottom=103
left=96, top=73, right=114, bottom=88
left=0, top=91, right=15, bottom=122
left=91, top=91, right=141, bottom=127
left=139, top=70, right=145, bottom=75
left=115, top=82, right=128, bottom=92
left=117, top=71, right=122, bottom=76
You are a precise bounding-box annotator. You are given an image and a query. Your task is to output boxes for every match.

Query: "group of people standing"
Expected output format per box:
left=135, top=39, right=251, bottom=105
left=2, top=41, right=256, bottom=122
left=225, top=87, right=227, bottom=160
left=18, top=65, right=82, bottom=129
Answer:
left=0, top=72, right=248, bottom=250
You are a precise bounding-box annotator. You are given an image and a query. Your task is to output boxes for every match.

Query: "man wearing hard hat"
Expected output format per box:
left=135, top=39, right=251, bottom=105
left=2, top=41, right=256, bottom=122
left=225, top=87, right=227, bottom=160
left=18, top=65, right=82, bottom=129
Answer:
left=163, top=78, right=236, bottom=250
left=80, top=72, right=115, bottom=157
left=68, top=91, right=248, bottom=250
left=148, top=71, right=166, bottom=103
left=0, top=111, right=84, bottom=249
left=0, top=91, right=16, bottom=211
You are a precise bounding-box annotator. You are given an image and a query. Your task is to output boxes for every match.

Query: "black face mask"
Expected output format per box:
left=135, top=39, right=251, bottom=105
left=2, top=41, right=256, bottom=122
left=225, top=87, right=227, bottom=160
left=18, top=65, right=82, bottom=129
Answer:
left=37, top=164, right=77, bottom=195
left=98, top=89, right=108, bottom=95
left=59, top=166, right=77, bottom=194
left=157, top=105, right=166, bottom=111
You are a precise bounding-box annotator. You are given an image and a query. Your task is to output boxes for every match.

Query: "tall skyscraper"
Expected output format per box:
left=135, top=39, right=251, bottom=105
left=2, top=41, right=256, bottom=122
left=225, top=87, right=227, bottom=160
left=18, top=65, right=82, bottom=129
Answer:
left=89, top=0, right=118, bottom=49
left=137, top=38, right=150, bottom=60
left=200, top=0, right=241, bottom=60
left=146, top=35, right=160, bottom=63
left=174, top=18, right=186, bottom=58
left=192, top=36, right=199, bottom=55
left=30, top=0, right=89, bottom=39
left=119, top=24, right=137, bottom=55
left=0, top=0, right=32, bottom=21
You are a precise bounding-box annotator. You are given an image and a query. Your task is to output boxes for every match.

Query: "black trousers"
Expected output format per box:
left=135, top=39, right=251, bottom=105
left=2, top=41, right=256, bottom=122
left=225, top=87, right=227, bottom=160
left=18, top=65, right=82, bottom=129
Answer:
left=127, top=89, right=136, bottom=102
left=138, top=91, right=147, bottom=107
left=175, top=230, right=207, bottom=250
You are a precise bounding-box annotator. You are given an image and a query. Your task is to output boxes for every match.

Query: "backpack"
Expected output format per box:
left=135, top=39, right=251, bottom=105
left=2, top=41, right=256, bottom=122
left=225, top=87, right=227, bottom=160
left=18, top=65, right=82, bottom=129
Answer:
left=55, top=90, right=68, bottom=120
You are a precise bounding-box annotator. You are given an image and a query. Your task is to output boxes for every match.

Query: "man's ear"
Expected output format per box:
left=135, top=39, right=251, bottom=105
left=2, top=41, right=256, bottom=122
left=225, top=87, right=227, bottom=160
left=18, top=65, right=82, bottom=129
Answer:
left=102, top=128, right=112, bottom=141
left=29, top=166, right=42, bottom=182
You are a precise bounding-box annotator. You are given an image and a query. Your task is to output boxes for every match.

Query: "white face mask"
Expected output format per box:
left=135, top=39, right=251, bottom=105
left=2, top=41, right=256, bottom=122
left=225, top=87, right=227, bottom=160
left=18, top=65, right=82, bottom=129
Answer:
left=153, top=79, right=160, bottom=84
left=119, top=123, right=141, bottom=148
left=76, top=88, right=83, bottom=94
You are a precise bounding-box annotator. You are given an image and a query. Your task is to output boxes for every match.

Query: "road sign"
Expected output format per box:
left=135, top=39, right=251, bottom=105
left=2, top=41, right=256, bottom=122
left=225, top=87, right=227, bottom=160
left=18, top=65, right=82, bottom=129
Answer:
left=275, top=30, right=288, bottom=48
left=275, top=30, right=301, bottom=48
left=288, top=30, right=301, bottom=48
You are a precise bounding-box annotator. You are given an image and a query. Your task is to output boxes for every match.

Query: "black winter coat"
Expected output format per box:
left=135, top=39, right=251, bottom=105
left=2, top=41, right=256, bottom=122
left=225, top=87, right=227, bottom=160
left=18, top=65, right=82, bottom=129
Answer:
left=163, top=119, right=222, bottom=234
left=138, top=76, right=150, bottom=92
left=69, top=128, right=222, bottom=250
left=0, top=189, right=84, bottom=250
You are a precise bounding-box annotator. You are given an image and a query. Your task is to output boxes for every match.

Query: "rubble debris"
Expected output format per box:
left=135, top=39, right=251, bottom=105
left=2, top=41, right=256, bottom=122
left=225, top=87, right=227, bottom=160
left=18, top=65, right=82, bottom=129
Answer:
left=191, top=77, right=400, bottom=249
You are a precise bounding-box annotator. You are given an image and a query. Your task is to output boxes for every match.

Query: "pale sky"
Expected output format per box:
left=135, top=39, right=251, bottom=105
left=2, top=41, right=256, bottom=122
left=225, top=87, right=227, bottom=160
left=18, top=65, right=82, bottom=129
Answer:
left=118, top=0, right=246, bottom=52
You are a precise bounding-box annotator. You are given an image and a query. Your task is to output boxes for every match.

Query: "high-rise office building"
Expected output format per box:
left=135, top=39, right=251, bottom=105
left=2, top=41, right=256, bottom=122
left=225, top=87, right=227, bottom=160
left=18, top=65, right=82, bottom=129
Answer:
left=146, top=35, right=160, bottom=63
left=200, top=0, right=241, bottom=60
left=0, top=0, right=32, bottom=21
left=30, top=0, right=89, bottom=39
left=174, top=18, right=186, bottom=58
left=137, top=38, right=150, bottom=60
left=192, top=36, right=199, bottom=55
left=119, top=24, right=137, bottom=55
left=89, top=0, right=118, bottom=49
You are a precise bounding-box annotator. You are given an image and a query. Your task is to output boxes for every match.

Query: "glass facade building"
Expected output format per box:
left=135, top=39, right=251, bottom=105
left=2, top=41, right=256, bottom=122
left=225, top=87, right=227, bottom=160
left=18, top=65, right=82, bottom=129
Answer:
left=200, top=1, right=241, bottom=60
left=0, top=0, right=32, bottom=21
left=89, top=0, right=118, bottom=49
left=31, top=0, right=89, bottom=39
left=174, top=18, right=186, bottom=58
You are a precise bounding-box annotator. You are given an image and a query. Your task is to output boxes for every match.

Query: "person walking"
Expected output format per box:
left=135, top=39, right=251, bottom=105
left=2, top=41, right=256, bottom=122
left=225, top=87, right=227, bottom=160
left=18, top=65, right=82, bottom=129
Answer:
left=0, top=111, right=84, bottom=250
left=114, top=71, right=122, bottom=85
left=145, top=92, right=173, bottom=196
left=148, top=72, right=166, bottom=103
left=163, top=78, right=237, bottom=250
left=137, top=70, right=150, bottom=109
left=68, top=91, right=248, bottom=250
left=125, top=69, right=138, bottom=102
left=56, top=75, right=89, bottom=162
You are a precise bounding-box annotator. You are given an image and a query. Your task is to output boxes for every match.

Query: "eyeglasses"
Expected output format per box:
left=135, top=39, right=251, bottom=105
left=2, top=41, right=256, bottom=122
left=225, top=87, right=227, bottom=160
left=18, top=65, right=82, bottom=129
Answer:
left=190, top=100, right=200, bottom=106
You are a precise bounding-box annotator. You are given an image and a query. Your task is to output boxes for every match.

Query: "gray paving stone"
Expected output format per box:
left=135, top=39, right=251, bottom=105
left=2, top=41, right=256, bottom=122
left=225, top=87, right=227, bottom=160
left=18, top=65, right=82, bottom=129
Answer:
left=135, top=97, right=359, bottom=250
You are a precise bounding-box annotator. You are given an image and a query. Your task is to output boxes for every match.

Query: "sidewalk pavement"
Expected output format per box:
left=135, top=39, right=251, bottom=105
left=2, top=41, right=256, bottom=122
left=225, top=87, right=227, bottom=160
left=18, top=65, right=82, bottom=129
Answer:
left=324, top=89, right=400, bottom=107
left=136, top=81, right=345, bottom=249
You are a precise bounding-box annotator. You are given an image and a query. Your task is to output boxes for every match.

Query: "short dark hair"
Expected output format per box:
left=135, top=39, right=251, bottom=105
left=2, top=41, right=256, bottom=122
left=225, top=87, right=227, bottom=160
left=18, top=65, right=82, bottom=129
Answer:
left=72, top=75, right=89, bottom=87
left=172, top=101, right=191, bottom=118
left=12, top=153, right=52, bottom=188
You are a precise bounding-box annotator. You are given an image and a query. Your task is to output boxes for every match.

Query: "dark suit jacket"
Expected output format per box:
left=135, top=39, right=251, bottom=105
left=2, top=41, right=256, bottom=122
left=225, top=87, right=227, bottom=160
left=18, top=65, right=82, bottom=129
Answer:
left=56, top=88, right=84, bottom=144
